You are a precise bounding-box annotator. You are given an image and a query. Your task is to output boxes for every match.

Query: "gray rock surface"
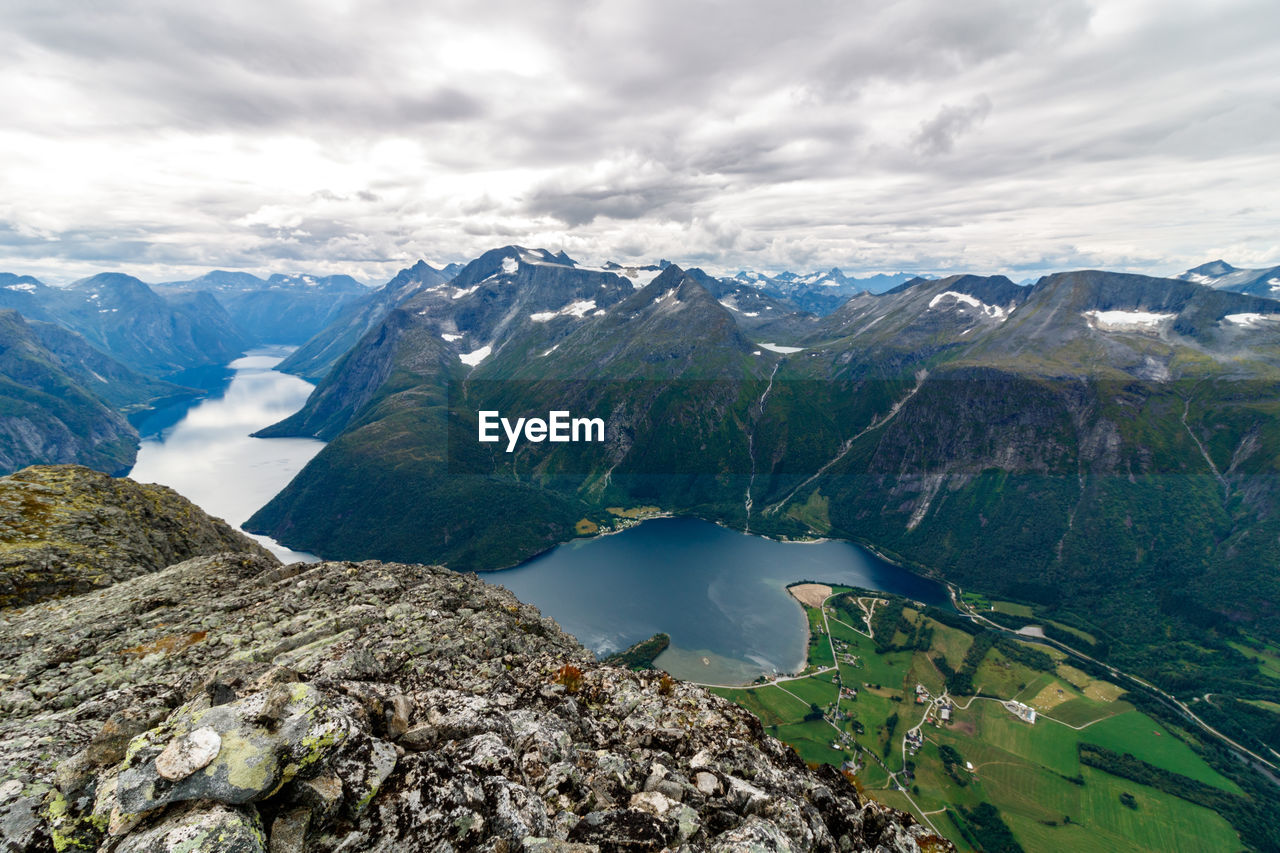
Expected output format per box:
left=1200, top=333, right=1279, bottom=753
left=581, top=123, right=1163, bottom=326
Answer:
left=1, top=551, right=946, bottom=851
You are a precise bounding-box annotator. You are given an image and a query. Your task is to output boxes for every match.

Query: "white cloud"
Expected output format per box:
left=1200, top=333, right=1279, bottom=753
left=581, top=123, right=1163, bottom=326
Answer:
left=0, top=0, right=1277, bottom=283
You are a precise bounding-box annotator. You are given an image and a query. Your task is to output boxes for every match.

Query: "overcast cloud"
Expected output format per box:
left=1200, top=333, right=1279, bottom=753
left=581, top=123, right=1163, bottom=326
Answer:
left=0, top=0, right=1277, bottom=284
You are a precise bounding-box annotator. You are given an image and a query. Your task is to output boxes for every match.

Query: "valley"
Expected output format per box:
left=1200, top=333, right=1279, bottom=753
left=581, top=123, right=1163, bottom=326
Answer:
left=126, top=348, right=325, bottom=562
left=712, top=584, right=1259, bottom=852
left=5, top=247, right=1280, bottom=850
left=5, top=5, right=1275, bottom=848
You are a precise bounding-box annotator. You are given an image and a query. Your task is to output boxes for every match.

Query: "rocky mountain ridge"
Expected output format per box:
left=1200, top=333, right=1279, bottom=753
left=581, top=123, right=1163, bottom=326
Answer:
left=276, top=260, right=453, bottom=382
left=0, top=471, right=941, bottom=852
left=0, top=465, right=272, bottom=608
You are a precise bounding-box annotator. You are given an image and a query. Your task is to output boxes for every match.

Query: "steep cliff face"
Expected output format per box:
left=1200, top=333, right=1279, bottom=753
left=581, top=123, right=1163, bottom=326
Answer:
left=0, top=465, right=272, bottom=607
left=0, top=551, right=943, bottom=852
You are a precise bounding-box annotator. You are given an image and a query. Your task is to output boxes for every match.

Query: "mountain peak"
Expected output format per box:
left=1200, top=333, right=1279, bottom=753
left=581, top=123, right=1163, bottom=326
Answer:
left=1186, top=259, right=1237, bottom=277
left=638, top=262, right=685, bottom=295
left=70, top=272, right=150, bottom=292
left=178, top=270, right=267, bottom=289
left=496, top=245, right=578, bottom=267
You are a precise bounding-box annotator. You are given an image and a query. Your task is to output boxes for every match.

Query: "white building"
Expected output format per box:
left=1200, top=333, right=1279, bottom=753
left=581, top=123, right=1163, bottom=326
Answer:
left=1003, top=700, right=1037, bottom=724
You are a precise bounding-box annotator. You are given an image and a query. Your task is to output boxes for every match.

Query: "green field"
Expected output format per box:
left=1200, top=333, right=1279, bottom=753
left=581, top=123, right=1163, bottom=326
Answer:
left=783, top=673, right=840, bottom=707
left=1076, top=712, right=1241, bottom=794
left=992, top=600, right=1034, bottom=618
left=1228, top=639, right=1280, bottom=682
left=706, top=588, right=1249, bottom=853
left=774, top=719, right=846, bottom=765
left=709, top=683, right=807, bottom=726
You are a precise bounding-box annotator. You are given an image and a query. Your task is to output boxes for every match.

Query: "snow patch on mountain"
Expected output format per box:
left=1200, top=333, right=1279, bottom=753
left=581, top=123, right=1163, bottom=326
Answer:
left=928, top=290, right=1010, bottom=320
left=1083, top=310, right=1174, bottom=330
left=459, top=345, right=492, bottom=366
left=621, top=268, right=663, bottom=289
left=759, top=342, right=804, bottom=353
left=530, top=300, right=597, bottom=322
left=1223, top=313, right=1280, bottom=328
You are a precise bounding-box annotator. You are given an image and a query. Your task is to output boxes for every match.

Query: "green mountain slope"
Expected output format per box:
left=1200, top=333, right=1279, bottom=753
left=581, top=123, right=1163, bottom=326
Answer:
left=0, top=310, right=142, bottom=475
left=249, top=255, right=1280, bottom=697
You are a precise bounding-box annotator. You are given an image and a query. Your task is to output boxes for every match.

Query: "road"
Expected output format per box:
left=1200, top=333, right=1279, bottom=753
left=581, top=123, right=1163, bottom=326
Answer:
left=691, top=666, right=837, bottom=691
left=948, top=584, right=1280, bottom=776
left=814, top=591, right=942, bottom=835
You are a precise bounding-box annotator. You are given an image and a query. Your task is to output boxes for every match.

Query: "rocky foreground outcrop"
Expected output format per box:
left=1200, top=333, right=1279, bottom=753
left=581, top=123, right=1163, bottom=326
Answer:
left=0, top=550, right=947, bottom=852
left=0, top=465, right=273, bottom=608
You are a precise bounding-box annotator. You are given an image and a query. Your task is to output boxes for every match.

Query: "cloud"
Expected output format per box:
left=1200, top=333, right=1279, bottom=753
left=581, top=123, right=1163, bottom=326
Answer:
left=0, top=0, right=1276, bottom=283
left=912, top=96, right=993, bottom=156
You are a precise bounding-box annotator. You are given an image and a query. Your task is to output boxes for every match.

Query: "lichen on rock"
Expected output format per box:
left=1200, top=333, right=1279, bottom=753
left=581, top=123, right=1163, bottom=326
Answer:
left=2, top=547, right=946, bottom=852
left=0, top=464, right=274, bottom=607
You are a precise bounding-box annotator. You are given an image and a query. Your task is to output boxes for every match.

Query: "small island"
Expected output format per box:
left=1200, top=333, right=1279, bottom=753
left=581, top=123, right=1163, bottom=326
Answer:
left=603, top=632, right=672, bottom=670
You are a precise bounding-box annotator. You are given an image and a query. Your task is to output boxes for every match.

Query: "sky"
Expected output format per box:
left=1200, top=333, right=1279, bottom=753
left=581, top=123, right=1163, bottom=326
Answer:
left=1, top=0, right=1278, bottom=285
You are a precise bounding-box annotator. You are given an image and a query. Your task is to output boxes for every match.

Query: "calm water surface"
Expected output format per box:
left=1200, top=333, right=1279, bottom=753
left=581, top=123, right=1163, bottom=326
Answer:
left=126, top=352, right=951, bottom=684
left=127, top=347, right=324, bottom=561
left=496, top=517, right=950, bottom=685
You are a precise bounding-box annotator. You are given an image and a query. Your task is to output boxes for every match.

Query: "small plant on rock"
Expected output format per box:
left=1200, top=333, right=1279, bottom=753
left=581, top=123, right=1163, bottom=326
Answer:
left=657, top=674, right=675, bottom=696
left=553, top=663, right=584, bottom=693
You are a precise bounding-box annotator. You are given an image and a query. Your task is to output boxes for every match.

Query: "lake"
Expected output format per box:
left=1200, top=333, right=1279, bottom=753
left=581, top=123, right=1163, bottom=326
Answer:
left=126, top=351, right=951, bottom=685
left=126, top=347, right=324, bottom=562
left=495, top=516, right=950, bottom=685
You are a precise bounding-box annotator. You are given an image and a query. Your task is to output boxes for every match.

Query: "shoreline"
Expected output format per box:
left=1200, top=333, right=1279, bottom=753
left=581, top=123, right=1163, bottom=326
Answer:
left=281, top=509, right=948, bottom=687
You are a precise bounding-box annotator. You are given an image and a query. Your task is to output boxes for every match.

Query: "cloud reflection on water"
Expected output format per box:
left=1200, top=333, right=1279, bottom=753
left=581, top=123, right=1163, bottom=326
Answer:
left=128, top=348, right=323, bottom=562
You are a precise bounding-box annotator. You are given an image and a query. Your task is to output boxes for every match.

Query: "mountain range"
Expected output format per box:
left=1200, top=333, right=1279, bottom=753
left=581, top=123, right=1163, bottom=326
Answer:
left=5, top=248, right=1280, bottom=684
left=235, top=249, right=1280, bottom=704
left=156, top=270, right=371, bottom=345
left=1177, top=259, right=1280, bottom=298
left=0, top=267, right=382, bottom=474
left=4, top=249, right=1280, bottom=849
left=729, top=267, right=917, bottom=314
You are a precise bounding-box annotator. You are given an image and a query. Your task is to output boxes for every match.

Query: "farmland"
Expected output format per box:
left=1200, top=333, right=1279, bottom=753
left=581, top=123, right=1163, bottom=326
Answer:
left=708, top=585, right=1246, bottom=852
